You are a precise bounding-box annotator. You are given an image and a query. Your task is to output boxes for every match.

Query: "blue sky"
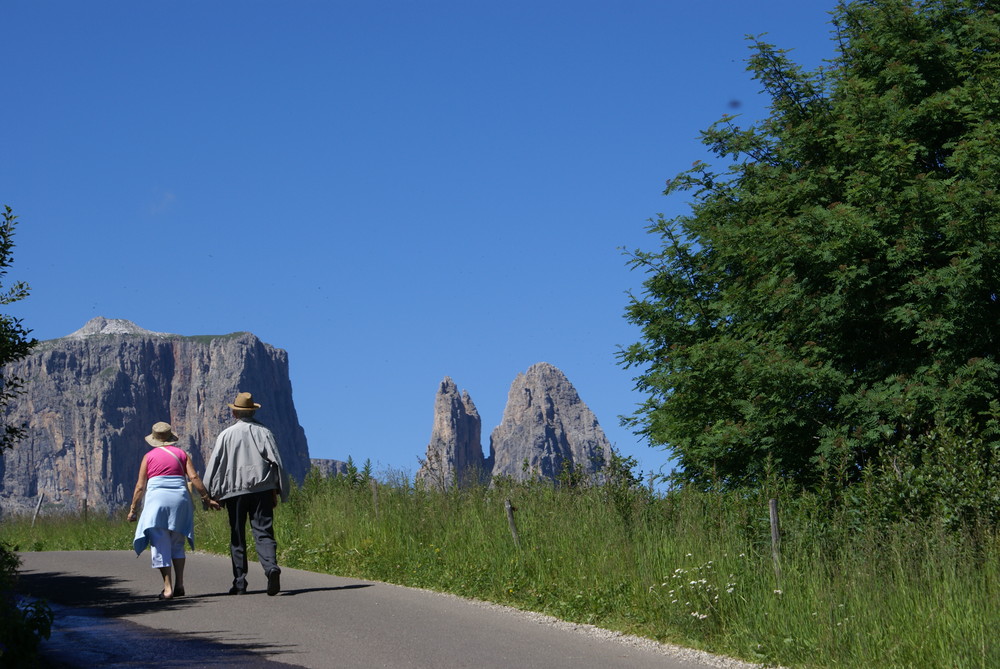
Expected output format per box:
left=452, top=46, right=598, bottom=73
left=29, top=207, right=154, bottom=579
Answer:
left=2, top=1, right=839, bottom=481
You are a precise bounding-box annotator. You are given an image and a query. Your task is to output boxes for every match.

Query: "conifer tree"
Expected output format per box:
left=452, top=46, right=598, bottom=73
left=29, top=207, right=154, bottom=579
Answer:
left=0, top=205, right=36, bottom=453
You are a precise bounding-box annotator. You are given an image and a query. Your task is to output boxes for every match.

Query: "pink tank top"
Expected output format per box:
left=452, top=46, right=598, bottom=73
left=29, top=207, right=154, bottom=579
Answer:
left=146, top=446, right=187, bottom=478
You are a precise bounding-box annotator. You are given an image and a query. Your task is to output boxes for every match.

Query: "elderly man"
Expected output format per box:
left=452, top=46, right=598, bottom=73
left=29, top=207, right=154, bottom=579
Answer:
left=204, top=391, right=291, bottom=596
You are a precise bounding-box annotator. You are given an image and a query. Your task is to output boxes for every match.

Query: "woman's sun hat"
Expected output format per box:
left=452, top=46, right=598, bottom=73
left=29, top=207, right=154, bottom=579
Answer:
left=145, top=422, right=179, bottom=447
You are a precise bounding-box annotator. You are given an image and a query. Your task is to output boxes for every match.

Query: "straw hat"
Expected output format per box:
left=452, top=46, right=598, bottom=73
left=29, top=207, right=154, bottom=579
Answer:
left=228, top=391, right=262, bottom=411
left=145, top=422, right=179, bottom=447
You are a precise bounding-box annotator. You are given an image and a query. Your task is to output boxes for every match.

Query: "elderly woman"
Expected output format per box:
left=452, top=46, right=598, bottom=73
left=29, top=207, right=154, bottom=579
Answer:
left=127, top=422, right=220, bottom=599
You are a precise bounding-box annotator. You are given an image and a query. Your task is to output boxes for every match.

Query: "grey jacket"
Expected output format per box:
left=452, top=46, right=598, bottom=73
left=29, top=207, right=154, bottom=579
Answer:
left=204, top=418, right=291, bottom=502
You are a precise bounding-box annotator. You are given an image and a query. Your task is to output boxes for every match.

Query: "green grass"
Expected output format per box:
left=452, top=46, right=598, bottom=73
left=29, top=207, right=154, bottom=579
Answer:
left=4, top=475, right=999, bottom=668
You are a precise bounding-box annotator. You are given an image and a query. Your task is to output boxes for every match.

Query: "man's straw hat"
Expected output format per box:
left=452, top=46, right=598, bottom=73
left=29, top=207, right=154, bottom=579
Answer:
left=229, top=391, right=262, bottom=411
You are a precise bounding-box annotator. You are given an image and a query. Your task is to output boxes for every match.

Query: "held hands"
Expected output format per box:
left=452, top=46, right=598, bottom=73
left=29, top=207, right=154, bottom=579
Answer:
left=206, top=498, right=222, bottom=511
left=127, top=510, right=137, bottom=522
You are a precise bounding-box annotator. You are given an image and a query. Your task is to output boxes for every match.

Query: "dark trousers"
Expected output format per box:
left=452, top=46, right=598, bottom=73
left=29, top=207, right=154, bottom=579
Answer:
left=224, top=490, right=279, bottom=590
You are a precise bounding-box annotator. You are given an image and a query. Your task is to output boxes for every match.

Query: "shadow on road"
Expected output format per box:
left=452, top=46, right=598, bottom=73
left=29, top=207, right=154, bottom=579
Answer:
left=18, top=569, right=187, bottom=616
left=18, top=571, right=307, bottom=667
left=279, top=583, right=372, bottom=597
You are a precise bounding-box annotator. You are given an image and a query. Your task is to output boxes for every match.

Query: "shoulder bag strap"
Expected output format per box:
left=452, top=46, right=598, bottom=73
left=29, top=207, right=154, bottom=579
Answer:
left=156, top=446, right=189, bottom=479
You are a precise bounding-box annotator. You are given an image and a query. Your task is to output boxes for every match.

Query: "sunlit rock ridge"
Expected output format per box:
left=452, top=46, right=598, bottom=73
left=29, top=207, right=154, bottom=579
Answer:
left=416, top=377, right=488, bottom=488
left=418, top=362, right=612, bottom=488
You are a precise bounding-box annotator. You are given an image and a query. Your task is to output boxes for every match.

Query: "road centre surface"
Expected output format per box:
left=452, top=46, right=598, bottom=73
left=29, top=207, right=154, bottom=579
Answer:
left=18, top=551, right=758, bottom=669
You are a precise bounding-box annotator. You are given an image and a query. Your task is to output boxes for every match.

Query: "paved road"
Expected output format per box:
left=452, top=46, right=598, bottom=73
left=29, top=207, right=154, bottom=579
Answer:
left=17, top=551, right=746, bottom=669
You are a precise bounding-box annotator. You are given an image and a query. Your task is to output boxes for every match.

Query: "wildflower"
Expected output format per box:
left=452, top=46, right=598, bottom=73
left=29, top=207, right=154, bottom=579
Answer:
left=773, top=589, right=783, bottom=596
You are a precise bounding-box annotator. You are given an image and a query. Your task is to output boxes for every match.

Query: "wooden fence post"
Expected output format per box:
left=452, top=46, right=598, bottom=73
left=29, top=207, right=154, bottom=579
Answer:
left=31, top=492, right=44, bottom=527
left=769, top=498, right=782, bottom=583
left=504, top=499, right=521, bottom=549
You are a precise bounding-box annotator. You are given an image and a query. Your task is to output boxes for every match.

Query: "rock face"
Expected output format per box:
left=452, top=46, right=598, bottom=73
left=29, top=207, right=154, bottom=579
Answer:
left=0, top=317, right=311, bottom=514
left=417, top=363, right=612, bottom=487
left=416, top=377, right=487, bottom=489
left=489, top=363, right=612, bottom=482
left=309, top=458, right=351, bottom=478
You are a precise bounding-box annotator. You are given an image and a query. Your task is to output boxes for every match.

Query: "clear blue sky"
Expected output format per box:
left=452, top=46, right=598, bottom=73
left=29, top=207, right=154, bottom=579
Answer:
left=2, top=1, right=839, bottom=481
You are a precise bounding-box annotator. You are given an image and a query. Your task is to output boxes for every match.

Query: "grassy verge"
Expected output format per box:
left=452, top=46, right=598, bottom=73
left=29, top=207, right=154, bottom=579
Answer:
left=3, top=474, right=998, bottom=668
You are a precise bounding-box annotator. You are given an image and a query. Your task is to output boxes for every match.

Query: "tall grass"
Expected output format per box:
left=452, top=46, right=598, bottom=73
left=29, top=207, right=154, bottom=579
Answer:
left=3, top=473, right=999, bottom=668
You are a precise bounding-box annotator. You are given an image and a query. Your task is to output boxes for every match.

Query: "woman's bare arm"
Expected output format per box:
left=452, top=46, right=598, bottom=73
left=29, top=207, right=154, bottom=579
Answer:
left=186, top=458, right=221, bottom=510
left=127, top=455, right=149, bottom=521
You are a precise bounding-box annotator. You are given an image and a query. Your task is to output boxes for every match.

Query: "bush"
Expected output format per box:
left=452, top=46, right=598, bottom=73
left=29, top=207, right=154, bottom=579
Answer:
left=0, top=542, right=53, bottom=666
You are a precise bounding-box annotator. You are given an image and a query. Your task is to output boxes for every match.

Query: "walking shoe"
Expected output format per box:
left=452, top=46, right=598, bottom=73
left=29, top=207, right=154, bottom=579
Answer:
left=266, top=570, right=280, bottom=596
left=228, top=586, right=247, bottom=595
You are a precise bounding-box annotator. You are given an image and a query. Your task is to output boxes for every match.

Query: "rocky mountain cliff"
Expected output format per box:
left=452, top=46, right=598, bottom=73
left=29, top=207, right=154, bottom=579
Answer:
left=490, top=363, right=612, bottom=481
left=0, top=317, right=311, bottom=514
left=418, top=363, right=612, bottom=487
left=415, top=378, right=487, bottom=488
left=309, top=458, right=351, bottom=478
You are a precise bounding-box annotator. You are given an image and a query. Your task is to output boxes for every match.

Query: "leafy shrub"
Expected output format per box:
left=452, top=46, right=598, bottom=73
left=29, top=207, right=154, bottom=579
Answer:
left=0, top=542, right=53, bottom=666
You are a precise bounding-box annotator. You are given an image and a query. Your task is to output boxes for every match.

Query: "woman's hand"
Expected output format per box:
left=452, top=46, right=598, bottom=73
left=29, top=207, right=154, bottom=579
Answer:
left=127, top=510, right=137, bottom=522
left=206, top=498, right=222, bottom=511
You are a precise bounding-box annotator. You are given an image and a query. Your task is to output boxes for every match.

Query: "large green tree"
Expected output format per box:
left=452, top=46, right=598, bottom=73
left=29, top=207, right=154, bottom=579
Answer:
left=0, top=205, right=36, bottom=453
left=621, top=0, right=1000, bottom=490
left=0, top=206, right=47, bottom=665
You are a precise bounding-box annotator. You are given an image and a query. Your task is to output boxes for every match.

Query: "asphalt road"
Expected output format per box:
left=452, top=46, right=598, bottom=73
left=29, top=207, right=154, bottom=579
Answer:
left=17, top=551, right=749, bottom=669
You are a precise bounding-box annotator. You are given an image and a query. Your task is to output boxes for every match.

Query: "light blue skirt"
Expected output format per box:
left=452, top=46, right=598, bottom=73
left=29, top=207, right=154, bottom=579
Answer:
left=132, top=475, right=195, bottom=556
